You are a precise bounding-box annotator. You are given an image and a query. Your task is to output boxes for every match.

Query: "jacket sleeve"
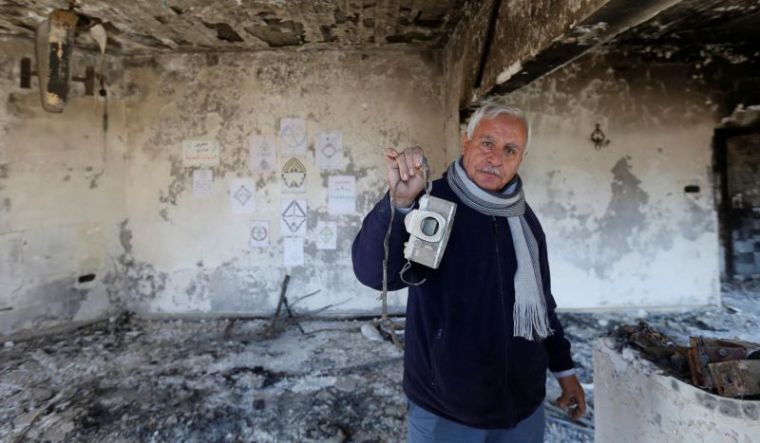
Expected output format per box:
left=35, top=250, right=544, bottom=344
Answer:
left=352, top=192, right=412, bottom=291
left=538, top=226, right=576, bottom=373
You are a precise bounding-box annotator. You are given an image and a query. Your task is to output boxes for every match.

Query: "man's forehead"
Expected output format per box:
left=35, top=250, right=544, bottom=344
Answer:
left=477, top=115, right=525, bottom=129
left=474, top=116, right=527, bottom=138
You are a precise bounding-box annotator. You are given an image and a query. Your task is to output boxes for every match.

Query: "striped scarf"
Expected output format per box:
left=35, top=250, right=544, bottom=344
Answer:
left=446, top=159, right=552, bottom=341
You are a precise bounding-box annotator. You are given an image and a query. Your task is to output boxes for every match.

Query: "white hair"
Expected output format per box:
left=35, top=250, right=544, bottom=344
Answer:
left=465, top=102, right=531, bottom=150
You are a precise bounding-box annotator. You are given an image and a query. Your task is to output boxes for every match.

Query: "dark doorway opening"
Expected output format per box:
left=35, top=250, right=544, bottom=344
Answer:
left=714, top=125, right=760, bottom=279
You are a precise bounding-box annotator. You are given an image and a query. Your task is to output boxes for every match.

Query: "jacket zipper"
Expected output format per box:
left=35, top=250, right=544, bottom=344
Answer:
left=493, top=216, right=514, bottom=425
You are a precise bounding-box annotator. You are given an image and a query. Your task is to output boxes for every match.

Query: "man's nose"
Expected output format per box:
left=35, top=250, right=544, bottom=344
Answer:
left=487, top=150, right=503, bottom=165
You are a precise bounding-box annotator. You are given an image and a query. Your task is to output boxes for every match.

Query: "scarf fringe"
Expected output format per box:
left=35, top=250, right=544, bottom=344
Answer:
left=513, top=296, right=553, bottom=340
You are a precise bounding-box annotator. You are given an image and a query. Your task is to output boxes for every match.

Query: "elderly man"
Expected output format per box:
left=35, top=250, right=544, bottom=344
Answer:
left=352, top=102, right=585, bottom=442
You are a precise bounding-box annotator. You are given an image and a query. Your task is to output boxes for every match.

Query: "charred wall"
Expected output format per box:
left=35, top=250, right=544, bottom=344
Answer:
left=0, top=38, right=128, bottom=336
left=117, top=49, right=449, bottom=317
left=502, top=46, right=760, bottom=309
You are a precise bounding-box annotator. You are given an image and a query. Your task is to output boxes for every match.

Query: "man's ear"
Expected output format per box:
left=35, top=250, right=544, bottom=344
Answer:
left=460, top=134, right=469, bottom=154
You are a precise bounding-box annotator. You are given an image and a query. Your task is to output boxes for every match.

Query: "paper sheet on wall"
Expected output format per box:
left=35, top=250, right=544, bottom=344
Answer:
left=283, top=237, right=304, bottom=267
left=279, top=117, right=308, bottom=155
left=249, top=134, right=277, bottom=173
left=281, top=198, right=308, bottom=237
left=315, top=221, right=337, bottom=250
left=328, top=175, right=356, bottom=215
left=280, top=157, right=307, bottom=193
left=192, top=169, right=213, bottom=198
left=229, top=178, right=256, bottom=214
left=315, top=131, right=343, bottom=170
left=183, top=140, right=220, bottom=167
left=249, top=220, right=270, bottom=248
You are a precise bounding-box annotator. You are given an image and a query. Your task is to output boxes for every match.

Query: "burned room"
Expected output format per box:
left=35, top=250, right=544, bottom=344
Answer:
left=1, top=0, right=759, bottom=442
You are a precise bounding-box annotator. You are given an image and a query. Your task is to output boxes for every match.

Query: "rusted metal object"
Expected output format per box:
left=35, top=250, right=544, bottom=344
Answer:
left=614, top=322, right=760, bottom=398
left=709, top=359, right=760, bottom=397
left=688, top=336, right=758, bottom=389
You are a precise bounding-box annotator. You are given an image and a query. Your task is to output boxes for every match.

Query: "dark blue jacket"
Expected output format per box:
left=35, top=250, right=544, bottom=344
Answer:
left=352, top=176, right=575, bottom=429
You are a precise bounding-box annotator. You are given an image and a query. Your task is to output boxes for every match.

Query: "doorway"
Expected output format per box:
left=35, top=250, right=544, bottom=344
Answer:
left=715, top=127, right=760, bottom=279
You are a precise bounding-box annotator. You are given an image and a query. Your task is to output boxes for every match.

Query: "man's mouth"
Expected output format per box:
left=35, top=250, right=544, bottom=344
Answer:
left=478, top=166, right=501, bottom=177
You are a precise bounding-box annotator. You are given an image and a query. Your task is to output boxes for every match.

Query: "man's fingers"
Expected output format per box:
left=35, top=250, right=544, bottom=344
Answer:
left=403, top=149, right=416, bottom=177
left=384, top=148, right=399, bottom=167
left=575, top=395, right=587, bottom=418
left=412, top=147, right=425, bottom=169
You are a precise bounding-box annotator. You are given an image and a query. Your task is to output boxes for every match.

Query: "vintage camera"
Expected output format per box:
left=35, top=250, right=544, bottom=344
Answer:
left=403, top=195, right=457, bottom=269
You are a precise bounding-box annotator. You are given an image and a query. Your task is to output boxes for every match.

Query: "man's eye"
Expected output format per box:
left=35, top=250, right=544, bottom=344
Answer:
left=481, top=140, right=493, bottom=149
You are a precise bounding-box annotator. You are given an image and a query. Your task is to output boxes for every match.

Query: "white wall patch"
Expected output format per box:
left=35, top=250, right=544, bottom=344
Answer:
left=249, top=220, right=270, bottom=248
left=315, top=131, right=343, bottom=170
left=229, top=178, right=256, bottom=214
left=183, top=140, right=219, bottom=167
left=328, top=175, right=356, bottom=215
left=279, top=117, right=308, bottom=155
left=281, top=198, right=308, bottom=237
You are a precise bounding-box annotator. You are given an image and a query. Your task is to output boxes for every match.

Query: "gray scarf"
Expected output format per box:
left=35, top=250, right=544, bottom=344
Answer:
left=446, top=159, right=552, bottom=341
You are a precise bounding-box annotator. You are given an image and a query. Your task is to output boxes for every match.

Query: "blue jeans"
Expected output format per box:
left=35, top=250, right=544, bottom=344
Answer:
left=407, top=401, right=545, bottom=443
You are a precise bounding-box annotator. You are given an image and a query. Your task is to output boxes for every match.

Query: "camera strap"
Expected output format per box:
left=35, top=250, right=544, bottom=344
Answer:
left=377, top=153, right=431, bottom=348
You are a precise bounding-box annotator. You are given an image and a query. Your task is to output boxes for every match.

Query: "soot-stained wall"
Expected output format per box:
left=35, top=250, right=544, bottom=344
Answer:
left=118, top=49, right=451, bottom=317
left=505, top=49, right=732, bottom=309
left=0, top=38, right=128, bottom=335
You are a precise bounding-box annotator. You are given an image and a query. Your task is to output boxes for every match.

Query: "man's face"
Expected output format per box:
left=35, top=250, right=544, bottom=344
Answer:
left=461, top=114, right=528, bottom=192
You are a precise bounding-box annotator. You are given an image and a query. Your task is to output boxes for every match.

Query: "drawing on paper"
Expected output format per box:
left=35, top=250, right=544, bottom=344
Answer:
left=281, top=198, right=307, bottom=236
left=279, top=117, right=307, bottom=155
left=183, top=140, right=220, bottom=167
left=192, top=169, right=213, bottom=198
left=233, top=185, right=252, bottom=206
left=281, top=157, right=307, bottom=190
left=249, top=134, right=277, bottom=172
left=315, top=221, right=337, bottom=250
left=283, top=237, right=304, bottom=267
left=328, top=175, right=356, bottom=215
left=229, top=178, right=256, bottom=214
left=316, top=131, right=343, bottom=170
left=249, top=220, right=270, bottom=248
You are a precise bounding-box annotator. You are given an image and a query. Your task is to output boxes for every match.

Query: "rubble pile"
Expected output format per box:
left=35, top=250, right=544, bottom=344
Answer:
left=0, top=283, right=757, bottom=442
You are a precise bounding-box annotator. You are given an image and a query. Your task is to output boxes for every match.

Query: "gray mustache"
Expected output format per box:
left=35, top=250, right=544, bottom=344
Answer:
left=479, top=166, right=501, bottom=176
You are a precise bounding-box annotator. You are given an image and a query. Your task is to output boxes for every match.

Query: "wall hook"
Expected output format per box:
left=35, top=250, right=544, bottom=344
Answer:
left=590, top=123, right=611, bottom=150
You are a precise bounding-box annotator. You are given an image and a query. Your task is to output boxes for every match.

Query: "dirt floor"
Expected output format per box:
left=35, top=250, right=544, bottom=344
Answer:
left=1, top=281, right=758, bottom=442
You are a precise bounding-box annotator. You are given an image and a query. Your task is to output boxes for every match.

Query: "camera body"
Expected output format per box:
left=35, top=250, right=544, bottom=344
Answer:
left=403, top=194, right=457, bottom=269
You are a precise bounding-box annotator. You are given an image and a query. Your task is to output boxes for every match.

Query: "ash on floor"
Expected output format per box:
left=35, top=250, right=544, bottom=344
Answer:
left=1, top=283, right=758, bottom=442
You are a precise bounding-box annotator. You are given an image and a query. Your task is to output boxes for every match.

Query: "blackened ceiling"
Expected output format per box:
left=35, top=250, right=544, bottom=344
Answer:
left=0, top=0, right=469, bottom=54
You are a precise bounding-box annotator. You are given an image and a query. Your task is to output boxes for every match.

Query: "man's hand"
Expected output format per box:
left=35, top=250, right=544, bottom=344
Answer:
left=385, top=147, right=426, bottom=208
left=555, top=375, right=586, bottom=420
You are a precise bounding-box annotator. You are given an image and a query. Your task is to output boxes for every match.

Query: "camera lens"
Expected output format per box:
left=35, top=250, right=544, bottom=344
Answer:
left=420, top=217, right=439, bottom=236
